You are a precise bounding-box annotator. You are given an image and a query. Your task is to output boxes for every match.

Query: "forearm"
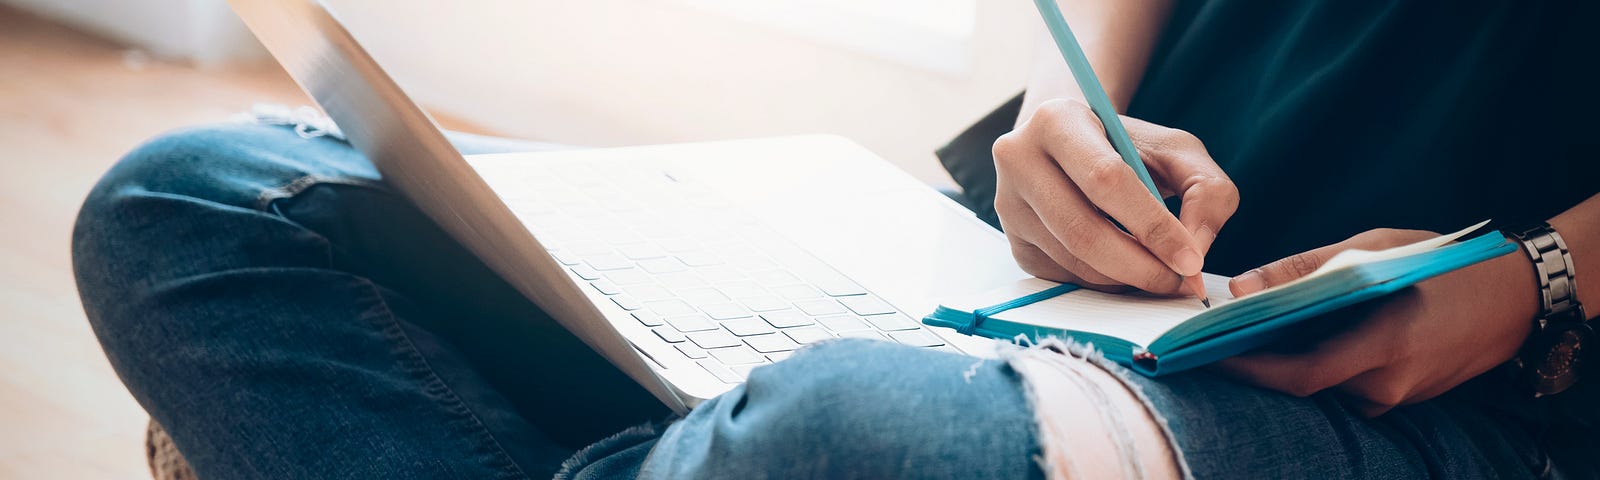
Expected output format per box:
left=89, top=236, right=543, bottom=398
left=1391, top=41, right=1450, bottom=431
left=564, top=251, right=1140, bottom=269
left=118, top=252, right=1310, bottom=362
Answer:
left=1018, top=0, right=1174, bottom=127
left=1548, top=193, right=1600, bottom=319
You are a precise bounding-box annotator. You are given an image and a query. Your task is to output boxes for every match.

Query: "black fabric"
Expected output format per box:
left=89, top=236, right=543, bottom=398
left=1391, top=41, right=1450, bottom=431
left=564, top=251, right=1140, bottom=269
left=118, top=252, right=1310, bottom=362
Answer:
left=937, top=0, right=1600, bottom=276
left=936, top=93, right=1022, bottom=230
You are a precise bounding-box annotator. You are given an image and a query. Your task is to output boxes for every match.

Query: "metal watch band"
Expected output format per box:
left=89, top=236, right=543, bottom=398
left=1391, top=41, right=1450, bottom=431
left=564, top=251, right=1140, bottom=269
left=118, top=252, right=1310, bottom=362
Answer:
left=1512, top=223, right=1588, bottom=396
left=1516, top=223, right=1583, bottom=325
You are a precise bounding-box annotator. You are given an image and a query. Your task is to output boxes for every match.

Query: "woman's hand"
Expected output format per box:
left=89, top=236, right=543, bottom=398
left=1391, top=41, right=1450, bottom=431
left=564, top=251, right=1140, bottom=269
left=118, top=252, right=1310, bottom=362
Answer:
left=1216, top=228, right=1541, bottom=417
left=993, top=99, right=1238, bottom=294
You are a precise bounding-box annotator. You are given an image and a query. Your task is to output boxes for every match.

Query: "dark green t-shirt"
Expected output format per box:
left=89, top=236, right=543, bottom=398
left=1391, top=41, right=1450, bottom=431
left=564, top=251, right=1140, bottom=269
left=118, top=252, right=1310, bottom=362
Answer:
left=940, top=0, right=1600, bottom=275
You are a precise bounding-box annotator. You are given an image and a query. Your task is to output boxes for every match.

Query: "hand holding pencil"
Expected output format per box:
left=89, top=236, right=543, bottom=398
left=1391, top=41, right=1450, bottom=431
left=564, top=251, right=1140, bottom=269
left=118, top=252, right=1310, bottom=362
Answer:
left=990, top=0, right=1238, bottom=304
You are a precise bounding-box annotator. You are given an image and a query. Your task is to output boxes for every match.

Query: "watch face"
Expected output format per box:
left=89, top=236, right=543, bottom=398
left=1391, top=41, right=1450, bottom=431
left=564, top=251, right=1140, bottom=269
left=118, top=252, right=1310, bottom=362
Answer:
left=1533, top=323, right=1589, bottom=395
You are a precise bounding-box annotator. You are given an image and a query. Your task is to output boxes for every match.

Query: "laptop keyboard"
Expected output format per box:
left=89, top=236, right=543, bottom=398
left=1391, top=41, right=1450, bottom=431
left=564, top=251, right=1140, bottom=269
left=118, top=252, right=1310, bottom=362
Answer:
left=499, top=161, right=956, bottom=384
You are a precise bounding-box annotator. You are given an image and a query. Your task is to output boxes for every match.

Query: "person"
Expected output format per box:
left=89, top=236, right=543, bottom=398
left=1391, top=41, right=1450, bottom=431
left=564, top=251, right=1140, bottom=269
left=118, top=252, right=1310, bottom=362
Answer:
left=74, top=1, right=1600, bottom=478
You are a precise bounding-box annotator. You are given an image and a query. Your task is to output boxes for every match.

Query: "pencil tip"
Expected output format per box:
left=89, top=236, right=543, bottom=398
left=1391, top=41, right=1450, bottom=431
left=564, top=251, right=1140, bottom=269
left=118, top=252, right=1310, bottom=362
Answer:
left=1201, top=298, right=1212, bottom=309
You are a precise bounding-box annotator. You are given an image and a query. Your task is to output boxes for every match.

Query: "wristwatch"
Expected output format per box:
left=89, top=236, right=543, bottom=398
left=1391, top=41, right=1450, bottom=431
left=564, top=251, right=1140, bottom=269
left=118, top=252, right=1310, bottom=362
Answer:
left=1510, top=222, right=1588, bottom=396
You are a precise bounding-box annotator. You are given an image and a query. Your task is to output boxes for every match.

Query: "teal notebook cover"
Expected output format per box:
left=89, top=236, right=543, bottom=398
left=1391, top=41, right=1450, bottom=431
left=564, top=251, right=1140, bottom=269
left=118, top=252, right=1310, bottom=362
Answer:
left=923, top=226, right=1518, bottom=376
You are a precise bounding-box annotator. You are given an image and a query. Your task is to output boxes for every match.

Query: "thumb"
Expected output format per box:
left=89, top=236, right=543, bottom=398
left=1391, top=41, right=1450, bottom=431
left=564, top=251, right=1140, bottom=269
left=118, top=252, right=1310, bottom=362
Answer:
left=1228, top=228, right=1439, bottom=297
left=1229, top=247, right=1333, bottom=297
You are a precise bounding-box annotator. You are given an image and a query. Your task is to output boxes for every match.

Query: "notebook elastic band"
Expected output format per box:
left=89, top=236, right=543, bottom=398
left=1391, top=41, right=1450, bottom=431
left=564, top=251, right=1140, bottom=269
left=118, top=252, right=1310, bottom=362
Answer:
left=959, top=283, right=1081, bottom=335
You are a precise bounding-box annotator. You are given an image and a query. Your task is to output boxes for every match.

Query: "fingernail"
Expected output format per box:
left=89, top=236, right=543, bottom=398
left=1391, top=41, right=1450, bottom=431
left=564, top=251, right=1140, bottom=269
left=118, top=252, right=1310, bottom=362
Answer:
left=1232, top=269, right=1264, bottom=295
left=1173, top=248, right=1204, bottom=276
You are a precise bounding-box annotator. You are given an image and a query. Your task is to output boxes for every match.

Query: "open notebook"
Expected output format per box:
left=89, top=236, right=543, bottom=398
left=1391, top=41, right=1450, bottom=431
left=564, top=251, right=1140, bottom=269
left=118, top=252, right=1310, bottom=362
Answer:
left=924, top=222, right=1519, bottom=376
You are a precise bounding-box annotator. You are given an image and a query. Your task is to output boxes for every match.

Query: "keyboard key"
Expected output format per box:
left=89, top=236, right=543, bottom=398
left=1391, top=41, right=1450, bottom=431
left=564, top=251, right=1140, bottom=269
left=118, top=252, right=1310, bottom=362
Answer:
left=657, top=237, right=701, bottom=252
left=602, top=231, right=645, bottom=245
left=722, top=318, right=777, bottom=336
left=696, top=265, right=747, bottom=282
left=697, top=359, right=743, bottom=383
left=767, top=351, right=795, bottom=363
left=888, top=329, right=945, bottom=347
left=794, top=299, right=848, bottom=316
left=605, top=269, right=653, bottom=285
left=568, top=265, right=604, bottom=280
left=620, top=284, right=674, bottom=301
left=551, top=250, right=581, bottom=265
left=731, top=364, right=760, bottom=378
left=645, top=299, right=696, bottom=316
left=654, top=272, right=708, bottom=289
left=760, top=310, right=815, bottom=328
left=618, top=243, right=667, bottom=260
left=816, top=315, right=869, bottom=332
left=675, top=343, right=708, bottom=359
left=784, top=326, right=835, bottom=345
left=664, top=314, right=718, bottom=332
left=632, top=312, right=664, bottom=327
left=676, top=252, right=723, bottom=266
left=675, top=287, right=730, bottom=305
left=717, top=281, right=768, bottom=299
left=814, top=275, right=868, bottom=297
left=588, top=280, right=622, bottom=296
left=838, top=296, right=897, bottom=316
left=566, top=242, right=615, bottom=256
left=611, top=295, right=643, bottom=311
left=583, top=254, right=634, bottom=271
left=837, top=330, right=887, bottom=341
left=749, top=270, right=803, bottom=287
left=687, top=330, right=743, bottom=349
left=745, top=334, right=800, bottom=353
left=729, top=256, right=779, bottom=272
left=638, top=257, right=688, bottom=274
left=863, top=313, right=921, bottom=331
left=740, top=296, right=790, bottom=312
left=707, top=346, right=766, bottom=365
left=652, top=327, right=687, bottom=343
left=700, top=302, right=752, bottom=320
left=771, top=284, right=823, bottom=300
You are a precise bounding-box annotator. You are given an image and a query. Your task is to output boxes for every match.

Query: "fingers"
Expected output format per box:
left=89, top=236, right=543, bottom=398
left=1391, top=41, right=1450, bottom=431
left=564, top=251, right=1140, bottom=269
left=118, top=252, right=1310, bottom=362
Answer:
left=996, top=196, right=1121, bottom=287
left=1027, top=100, right=1204, bottom=277
left=1229, top=228, right=1440, bottom=297
left=994, top=130, right=1184, bottom=293
left=1211, top=322, right=1391, bottom=398
left=1334, top=370, right=1412, bottom=418
left=1228, top=245, right=1336, bottom=297
left=1175, top=175, right=1238, bottom=256
left=1123, top=116, right=1238, bottom=256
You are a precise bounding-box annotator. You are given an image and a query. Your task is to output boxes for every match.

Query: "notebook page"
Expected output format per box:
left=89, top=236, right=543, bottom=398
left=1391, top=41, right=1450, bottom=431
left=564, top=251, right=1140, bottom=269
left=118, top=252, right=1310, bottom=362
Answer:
left=947, top=274, right=1235, bottom=347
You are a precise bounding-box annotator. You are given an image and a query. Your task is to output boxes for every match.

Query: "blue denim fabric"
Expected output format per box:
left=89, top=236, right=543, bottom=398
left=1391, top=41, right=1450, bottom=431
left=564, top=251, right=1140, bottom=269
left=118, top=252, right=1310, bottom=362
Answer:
left=74, top=122, right=1563, bottom=479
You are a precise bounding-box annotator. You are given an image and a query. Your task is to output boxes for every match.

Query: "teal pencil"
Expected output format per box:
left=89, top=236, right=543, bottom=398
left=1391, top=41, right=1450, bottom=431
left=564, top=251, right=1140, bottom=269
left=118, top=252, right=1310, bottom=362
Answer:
left=1030, top=0, right=1210, bottom=307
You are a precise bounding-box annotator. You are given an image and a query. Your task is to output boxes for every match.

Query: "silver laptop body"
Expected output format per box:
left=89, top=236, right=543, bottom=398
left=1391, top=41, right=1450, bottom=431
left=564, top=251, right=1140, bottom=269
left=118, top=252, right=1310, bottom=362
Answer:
left=230, top=0, right=1024, bottom=413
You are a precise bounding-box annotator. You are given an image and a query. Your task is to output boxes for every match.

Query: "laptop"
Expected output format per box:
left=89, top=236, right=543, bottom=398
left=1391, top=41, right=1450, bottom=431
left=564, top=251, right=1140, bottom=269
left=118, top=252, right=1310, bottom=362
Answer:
left=229, top=0, right=1028, bottom=413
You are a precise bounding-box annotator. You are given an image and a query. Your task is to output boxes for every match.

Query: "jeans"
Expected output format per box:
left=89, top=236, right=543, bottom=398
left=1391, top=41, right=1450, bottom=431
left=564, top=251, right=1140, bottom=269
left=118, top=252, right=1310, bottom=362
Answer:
left=73, top=122, right=1569, bottom=478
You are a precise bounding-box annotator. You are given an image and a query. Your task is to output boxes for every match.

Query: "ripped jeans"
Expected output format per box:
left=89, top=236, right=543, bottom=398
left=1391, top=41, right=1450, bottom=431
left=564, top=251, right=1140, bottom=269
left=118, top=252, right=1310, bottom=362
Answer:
left=75, top=121, right=1558, bottom=478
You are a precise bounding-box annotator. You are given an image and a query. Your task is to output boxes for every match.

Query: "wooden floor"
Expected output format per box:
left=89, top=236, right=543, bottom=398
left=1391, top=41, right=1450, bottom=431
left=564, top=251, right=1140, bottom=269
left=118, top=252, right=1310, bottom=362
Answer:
left=0, top=7, right=483, bottom=477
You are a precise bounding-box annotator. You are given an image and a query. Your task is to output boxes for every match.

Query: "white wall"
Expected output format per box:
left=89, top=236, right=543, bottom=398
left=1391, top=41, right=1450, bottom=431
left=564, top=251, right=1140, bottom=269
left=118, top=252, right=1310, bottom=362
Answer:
left=322, top=0, right=1038, bottom=186
left=3, top=0, right=263, bottom=65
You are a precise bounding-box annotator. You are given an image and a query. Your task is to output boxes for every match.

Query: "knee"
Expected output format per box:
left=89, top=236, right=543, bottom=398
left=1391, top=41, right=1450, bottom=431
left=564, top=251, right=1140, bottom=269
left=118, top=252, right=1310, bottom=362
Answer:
left=82, top=124, right=318, bottom=217
left=651, top=340, right=1040, bottom=476
left=73, top=123, right=364, bottom=257
left=71, top=123, right=365, bottom=314
left=743, top=339, right=1018, bottom=444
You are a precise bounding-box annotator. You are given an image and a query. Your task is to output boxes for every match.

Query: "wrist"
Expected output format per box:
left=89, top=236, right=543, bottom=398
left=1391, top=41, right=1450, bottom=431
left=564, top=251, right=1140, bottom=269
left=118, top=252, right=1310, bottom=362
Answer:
left=1549, top=213, right=1597, bottom=320
left=1508, top=219, right=1592, bottom=395
left=1485, top=245, right=1543, bottom=347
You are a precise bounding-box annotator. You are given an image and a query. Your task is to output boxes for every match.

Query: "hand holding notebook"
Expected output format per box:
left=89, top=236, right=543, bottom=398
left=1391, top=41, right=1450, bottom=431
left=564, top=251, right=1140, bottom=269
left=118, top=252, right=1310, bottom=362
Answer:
left=925, top=222, right=1519, bottom=376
